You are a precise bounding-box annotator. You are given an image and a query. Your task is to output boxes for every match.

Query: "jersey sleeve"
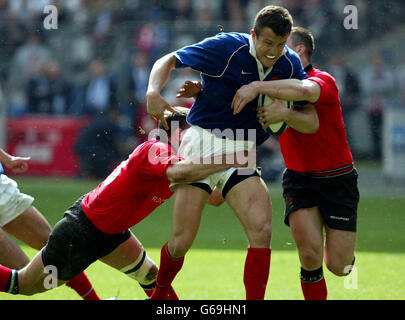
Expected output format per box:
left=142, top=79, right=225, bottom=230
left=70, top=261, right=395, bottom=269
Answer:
left=308, top=73, right=339, bottom=105
left=139, top=143, right=182, bottom=179
left=289, top=50, right=308, bottom=81
left=174, top=32, right=243, bottom=77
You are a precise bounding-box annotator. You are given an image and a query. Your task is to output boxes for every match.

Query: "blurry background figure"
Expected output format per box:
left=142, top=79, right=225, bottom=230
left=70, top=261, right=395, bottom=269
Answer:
left=27, top=60, right=72, bottom=115
left=328, top=54, right=361, bottom=154
left=74, top=109, right=123, bottom=180
left=81, top=59, right=118, bottom=116
left=257, top=138, right=284, bottom=183
left=360, top=53, right=395, bottom=160
left=395, top=52, right=405, bottom=108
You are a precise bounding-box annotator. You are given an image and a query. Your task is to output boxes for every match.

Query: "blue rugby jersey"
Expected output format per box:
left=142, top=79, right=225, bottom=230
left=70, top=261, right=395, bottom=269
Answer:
left=0, top=163, right=3, bottom=174
left=174, top=32, right=308, bottom=146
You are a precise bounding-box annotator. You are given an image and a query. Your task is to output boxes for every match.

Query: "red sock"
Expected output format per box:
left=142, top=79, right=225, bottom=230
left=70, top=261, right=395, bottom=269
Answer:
left=150, top=243, right=184, bottom=300
left=143, top=287, right=154, bottom=297
left=66, top=272, right=101, bottom=300
left=301, top=277, right=327, bottom=300
left=243, top=247, right=271, bottom=300
left=168, top=286, right=179, bottom=300
left=0, top=265, right=13, bottom=292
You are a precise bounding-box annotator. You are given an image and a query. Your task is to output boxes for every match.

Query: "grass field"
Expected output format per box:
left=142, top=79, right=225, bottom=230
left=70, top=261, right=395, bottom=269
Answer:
left=0, top=174, right=404, bottom=300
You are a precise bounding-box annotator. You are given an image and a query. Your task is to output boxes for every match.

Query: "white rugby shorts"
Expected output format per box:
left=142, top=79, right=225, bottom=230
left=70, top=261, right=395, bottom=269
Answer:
left=170, top=125, right=256, bottom=193
left=0, top=174, right=34, bottom=227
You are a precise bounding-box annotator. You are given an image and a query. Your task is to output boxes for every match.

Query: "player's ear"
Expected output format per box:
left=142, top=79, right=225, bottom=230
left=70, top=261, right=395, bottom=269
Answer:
left=250, top=29, right=256, bottom=39
left=297, top=44, right=306, bottom=56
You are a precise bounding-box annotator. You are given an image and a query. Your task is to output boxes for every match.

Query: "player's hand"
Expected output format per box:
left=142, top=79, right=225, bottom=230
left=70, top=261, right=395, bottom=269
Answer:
left=257, top=99, right=287, bottom=128
left=4, top=156, right=31, bottom=174
left=231, top=82, right=260, bottom=115
left=176, top=81, right=201, bottom=99
left=146, top=91, right=176, bottom=130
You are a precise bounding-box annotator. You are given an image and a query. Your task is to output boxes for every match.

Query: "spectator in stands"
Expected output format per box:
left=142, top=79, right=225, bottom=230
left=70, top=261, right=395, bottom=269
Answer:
left=74, top=109, right=123, bottom=180
left=8, top=31, right=51, bottom=86
left=121, top=52, right=151, bottom=143
left=27, top=60, right=72, bottom=114
left=81, top=59, right=118, bottom=116
left=328, top=54, right=361, bottom=151
left=395, top=52, right=405, bottom=107
left=361, top=52, right=395, bottom=160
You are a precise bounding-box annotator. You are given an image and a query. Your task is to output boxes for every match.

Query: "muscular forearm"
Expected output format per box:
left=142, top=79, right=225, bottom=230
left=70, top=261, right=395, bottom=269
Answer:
left=284, top=104, right=319, bottom=134
left=167, top=162, right=236, bottom=183
left=146, top=53, right=176, bottom=96
left=253, top=79, right=320, bottom=103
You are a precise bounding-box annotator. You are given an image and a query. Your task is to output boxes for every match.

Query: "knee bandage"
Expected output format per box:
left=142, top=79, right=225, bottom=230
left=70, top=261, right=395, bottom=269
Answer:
left=120, top=250, right=157, bottom=286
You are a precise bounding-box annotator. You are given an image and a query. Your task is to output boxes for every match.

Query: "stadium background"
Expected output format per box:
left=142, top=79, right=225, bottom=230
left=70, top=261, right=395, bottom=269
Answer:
left=0, top=0, right=404, bottom=300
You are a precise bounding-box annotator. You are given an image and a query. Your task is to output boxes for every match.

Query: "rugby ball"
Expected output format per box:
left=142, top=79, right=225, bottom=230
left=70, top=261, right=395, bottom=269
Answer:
left=260, top=95, right=293, bottom=135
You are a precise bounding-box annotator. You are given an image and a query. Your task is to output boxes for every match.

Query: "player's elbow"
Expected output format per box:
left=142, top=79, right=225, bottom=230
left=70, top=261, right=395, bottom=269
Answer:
left=301, top=104, right=319, bottom=134
left=307, top=115, right=319, bottom=134
left=301, top=81, right=319, bottom=103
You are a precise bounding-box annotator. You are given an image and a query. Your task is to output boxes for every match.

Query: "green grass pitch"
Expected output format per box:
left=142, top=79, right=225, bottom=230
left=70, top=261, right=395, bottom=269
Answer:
left=0, top=176, right=404, bottom=300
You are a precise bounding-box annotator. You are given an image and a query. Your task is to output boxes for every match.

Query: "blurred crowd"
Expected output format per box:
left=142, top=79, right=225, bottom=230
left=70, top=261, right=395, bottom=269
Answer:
left=0, top=0, right=405, bottom=179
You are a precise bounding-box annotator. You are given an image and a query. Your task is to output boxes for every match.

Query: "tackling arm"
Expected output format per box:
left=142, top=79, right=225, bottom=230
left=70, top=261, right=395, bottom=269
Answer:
left=252, top=79, right=321, bottom=103
left=257, top=100, right=319, bottom=134
left=166, top=153, right=248, bottom=184
left=231, top=79, right=321, bottom=115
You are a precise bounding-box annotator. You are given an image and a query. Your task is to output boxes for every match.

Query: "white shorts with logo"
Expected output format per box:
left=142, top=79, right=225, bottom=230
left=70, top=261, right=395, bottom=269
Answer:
left=170, top=125, right=258, bottom=194
left=0, top=174, right=34, bottom=227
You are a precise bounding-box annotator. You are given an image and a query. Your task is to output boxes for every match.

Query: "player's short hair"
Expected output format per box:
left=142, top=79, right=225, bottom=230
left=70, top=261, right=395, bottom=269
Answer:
left=159, top=106, right=190, bottom=136
left=253, top=6, right=293, bottom=37
left=289, top=26, right=315, bottom=60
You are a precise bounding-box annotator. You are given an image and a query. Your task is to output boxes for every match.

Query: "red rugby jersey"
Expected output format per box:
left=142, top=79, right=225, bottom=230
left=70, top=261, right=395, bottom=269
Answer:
left=81, top=140, right=181, bottom=234
left=278, top=65, right=354, bottom=175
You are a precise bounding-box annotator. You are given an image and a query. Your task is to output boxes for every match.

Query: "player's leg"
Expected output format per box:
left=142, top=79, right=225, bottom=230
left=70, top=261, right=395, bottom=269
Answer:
left=224, top=175, right=272, bottom=300
left=319, top=170, right=359, bottom=277
left=2, top=206, right=51, bottom=250
left=150, top=184, right=209, bottom=300
left=2, top=200, right=100, bottom=300
left=100, top=232, right=178, bottom=299
left=0, top=248, right=66, bottom=295
left=288, top=207, right=327, bottom=300
left=324, top=227, right=356, bottom=276
left=0, top=228, right=30, bottom=269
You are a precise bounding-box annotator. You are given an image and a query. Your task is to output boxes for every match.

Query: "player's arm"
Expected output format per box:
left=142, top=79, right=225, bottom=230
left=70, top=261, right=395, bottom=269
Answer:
left=146, top=53, right=177, bottom=130
left=0, top=148, right=30, bottom=173
left=257, top=100, right=319, bottom=134
left=231, top=79, right=321, bottom=114
left=166, top=152, right=248, bottom=184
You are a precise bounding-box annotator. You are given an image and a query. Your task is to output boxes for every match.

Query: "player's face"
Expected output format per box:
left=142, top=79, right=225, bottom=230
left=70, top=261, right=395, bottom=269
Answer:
left=251, top=27, right=288, bottom=68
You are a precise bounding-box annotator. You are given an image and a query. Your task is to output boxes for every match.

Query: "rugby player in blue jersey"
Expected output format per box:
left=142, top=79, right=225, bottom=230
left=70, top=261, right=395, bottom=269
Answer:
left=146, top=5, right=319, bottom=300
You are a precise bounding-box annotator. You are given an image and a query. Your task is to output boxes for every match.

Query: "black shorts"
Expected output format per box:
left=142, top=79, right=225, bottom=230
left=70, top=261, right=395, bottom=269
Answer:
left=41, top=196, right=131, bottom=281
left=282, top=169, right=359, bottom=232
left=190, top=168, right=261, bottom=198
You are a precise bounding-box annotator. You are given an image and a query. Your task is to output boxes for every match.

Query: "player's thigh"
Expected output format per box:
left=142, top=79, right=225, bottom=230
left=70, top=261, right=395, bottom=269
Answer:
left=324, top=226, right=356, bottom=276
left=225, top=176, right=272, bottom=246
left=2, top=206, right=52, bottom=250
left=0, top=228, right=30, bottom=269
left=289, top=207, right=324, bottom=268
left=99, top=232, right=144, bottom=270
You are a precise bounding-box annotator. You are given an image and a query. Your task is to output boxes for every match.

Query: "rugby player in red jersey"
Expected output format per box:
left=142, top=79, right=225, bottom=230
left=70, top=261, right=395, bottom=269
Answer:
left=230, top=27, right=359, bottom=300
left=0, top=107, right=245, bottom=299
left=0, top=148, right=100, bottom=300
